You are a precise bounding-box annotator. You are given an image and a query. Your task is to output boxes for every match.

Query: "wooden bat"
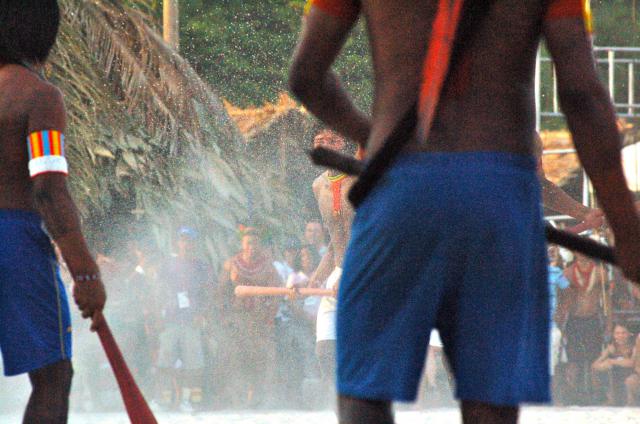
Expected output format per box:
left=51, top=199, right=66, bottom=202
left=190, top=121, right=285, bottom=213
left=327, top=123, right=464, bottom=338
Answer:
left=96, top=320, right=158, bottom=424
left=234, top=285, right=334, bottom=298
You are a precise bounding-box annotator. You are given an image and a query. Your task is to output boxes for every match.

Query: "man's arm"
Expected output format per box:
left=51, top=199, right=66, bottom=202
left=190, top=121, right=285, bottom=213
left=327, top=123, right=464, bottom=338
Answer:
left=309, top=243, right=336, bottom=288
left=289, top=5, right=370, bottom=146
left=544, top=18, right=640, bottom=282
left=535, top=133, right=603, bottom=226
left=540, top=176, right=589, bottom=219
left=28, top=84, right=106, bottom=327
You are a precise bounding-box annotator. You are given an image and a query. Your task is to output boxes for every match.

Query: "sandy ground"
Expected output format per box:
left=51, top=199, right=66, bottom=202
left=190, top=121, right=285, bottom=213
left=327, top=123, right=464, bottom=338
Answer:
left=1, top=408, right=640, bottom=424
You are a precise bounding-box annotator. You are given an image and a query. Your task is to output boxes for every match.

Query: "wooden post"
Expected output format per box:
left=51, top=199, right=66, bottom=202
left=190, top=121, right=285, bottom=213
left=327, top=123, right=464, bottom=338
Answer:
left=163, top=0, right=179, bottom=50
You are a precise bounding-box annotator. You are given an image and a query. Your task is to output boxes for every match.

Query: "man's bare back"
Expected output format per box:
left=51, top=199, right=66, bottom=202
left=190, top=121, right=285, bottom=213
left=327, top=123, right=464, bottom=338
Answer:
left=364, top=1, right=543, bottom=157
left=0, top=64, right=58, bottom=210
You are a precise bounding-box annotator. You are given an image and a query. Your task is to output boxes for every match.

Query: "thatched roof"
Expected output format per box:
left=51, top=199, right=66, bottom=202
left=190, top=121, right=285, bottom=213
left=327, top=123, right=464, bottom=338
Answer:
left=52, top=0, right=302, bottom=268
left=226, top=94, right=326, bottom=218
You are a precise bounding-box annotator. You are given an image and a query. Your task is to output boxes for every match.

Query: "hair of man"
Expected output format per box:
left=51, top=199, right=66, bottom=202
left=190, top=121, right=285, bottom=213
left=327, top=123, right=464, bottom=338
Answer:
left=0, top=0, right=60, bottom=65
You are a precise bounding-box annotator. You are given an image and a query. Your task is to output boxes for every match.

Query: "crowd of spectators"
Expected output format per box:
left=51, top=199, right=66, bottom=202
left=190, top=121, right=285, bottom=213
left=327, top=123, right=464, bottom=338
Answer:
left=60, top=219, right=339, bottom=413
left=549, top=242, right=640, bottom=407
left=4, top=220, right=640, bottom=413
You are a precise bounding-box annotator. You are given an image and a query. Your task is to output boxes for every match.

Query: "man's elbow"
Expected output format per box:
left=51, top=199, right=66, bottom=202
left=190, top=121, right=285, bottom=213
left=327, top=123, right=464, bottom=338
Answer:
left=32, top=176, right=69, bottom=212
left=558, top=82, right=610, bottom=117
left=288, top=62, right=320, bottom=104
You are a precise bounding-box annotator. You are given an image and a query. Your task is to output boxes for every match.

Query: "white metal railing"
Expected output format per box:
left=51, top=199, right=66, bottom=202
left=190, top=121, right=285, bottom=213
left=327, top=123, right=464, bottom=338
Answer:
left=536, top=46, right=640, bottom=128
left=536, top=46, right=640, bottom=209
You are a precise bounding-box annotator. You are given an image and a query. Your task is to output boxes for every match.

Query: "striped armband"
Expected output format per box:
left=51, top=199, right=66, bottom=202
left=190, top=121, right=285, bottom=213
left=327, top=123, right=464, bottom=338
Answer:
left=27, top=130, right=68, bottom=177
left=304, top=0, right=360, bottom=21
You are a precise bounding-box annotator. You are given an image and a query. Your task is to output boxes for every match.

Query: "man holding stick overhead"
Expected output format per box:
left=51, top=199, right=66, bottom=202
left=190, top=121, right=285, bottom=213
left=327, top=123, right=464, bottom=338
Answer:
left=308, top=129, right=358, bottom=407
left=0, top=1, right=106, bottom=422
left=290, top=1, right=640, bottom=423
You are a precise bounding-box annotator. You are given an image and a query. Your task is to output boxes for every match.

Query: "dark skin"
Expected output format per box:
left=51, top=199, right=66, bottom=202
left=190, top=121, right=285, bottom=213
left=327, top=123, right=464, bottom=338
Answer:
left=0, top=63, right=106, bottom=423
left=290, top=1, right=640, bottom=423
left=309, top=132, right=356, bottom=289
left=0, top=63, right=106, bottom=322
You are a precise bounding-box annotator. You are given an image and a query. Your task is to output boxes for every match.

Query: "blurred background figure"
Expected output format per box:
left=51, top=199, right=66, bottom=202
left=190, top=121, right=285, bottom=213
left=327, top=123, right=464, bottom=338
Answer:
left=154, top=227, right=211, bottom=412
left=304, top=220, right=327, bottom=256
left=219, top=227, right=280, bottom=408
left=591, top=322, right=634, bottom=405
left=558, top=253, right=605, bottom=405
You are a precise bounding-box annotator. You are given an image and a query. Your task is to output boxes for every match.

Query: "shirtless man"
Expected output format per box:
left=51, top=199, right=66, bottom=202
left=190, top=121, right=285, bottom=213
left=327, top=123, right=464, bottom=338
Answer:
left=0, top=1, right=106, bottom=422
left=561, top=253, right=605, bottom=403
left=290, top=1, right=640, bottom=423
left=308, top=129, right=357, bottom=406
left=220, top=228, right=280, bottom=407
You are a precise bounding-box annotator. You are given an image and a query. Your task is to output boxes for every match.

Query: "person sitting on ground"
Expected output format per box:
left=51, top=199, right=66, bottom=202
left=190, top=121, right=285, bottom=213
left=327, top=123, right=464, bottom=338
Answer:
left=624, top=333, right=640, bottom=406
left=592, top=322, right=634, bottom=405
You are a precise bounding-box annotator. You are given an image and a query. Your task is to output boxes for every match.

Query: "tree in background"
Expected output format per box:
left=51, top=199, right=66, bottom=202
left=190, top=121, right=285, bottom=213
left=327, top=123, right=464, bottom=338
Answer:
left=178, top=0, right=373, bottom=109
left=164, top=0, right=179, bottom=50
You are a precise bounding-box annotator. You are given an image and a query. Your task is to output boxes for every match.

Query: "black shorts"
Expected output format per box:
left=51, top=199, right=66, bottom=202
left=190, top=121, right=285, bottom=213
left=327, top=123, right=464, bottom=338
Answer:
left=565, top=315, right=602, bottom=363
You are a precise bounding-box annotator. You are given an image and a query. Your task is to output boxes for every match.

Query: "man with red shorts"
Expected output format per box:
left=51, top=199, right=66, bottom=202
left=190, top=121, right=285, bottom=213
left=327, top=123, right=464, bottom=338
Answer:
left=290, top=1, right=640, bottom=423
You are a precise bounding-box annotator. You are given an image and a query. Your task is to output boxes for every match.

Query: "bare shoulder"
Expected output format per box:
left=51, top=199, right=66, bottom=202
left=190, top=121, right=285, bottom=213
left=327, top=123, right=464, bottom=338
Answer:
left=312, top=172, right=328, bottom=193
left=24, top=77, right=66, bottom=133
left=29, top=79, right=64, bottom=108
left=3, top=65, right=60, bottom=101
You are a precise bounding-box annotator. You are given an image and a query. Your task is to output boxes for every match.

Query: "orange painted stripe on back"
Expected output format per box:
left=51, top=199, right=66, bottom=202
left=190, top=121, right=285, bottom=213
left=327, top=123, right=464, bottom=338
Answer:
left=417, top=0, right=465, bottom=140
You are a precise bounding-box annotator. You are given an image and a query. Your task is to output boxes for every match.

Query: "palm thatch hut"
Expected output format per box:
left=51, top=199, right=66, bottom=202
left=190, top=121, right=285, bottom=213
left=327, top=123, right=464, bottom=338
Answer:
left=226, top=94, right=325, bottom=218
left=52, top=0, right=302, bottom=268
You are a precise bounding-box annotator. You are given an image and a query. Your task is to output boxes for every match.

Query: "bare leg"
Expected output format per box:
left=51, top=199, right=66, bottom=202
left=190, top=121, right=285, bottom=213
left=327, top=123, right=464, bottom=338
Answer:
left=461, top=400, right=519, bottom=424
left=23, top=360, right=73, bottom=424
left=625, top=373, right=640, bottom=406
left=338, top=395, right=394, bottom=424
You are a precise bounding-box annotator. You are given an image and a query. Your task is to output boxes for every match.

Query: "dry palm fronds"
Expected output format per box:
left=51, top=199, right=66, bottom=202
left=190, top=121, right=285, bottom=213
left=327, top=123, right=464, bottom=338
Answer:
left=50, top=0, right=302, bottom=269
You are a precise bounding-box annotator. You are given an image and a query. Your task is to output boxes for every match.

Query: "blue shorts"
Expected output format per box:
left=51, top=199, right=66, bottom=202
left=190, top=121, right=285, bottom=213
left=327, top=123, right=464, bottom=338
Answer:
left=0, top=210, right=72, bottom=376
left=337, top=152, right=550, bottom=406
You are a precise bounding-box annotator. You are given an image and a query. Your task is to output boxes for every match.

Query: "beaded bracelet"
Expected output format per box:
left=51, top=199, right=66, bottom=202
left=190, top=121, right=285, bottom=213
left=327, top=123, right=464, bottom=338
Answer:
left=74, top=273, right=101, bottom=283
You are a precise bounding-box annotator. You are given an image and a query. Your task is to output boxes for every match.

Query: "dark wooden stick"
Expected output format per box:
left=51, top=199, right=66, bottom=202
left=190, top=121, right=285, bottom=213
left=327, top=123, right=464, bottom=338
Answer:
left=309, top=146, right=617, bottom=265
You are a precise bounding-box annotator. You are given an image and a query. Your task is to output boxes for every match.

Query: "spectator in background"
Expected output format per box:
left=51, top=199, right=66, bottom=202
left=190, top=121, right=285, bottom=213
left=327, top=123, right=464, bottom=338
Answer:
left=559, top=253, right=605, bottom=404
left=220, top=227, right=281, bottom=408
left=154, top=227, right=210, bottom=412
left=592, top=322, right=634, bottom=405
left=106, top=240, right=156, bottom=395
left=304, top=220, right=327, bottom=256
left=274, top=238, right=301, bottom=284
left=625, top=334, right=640, bottom=405
left=548, top=245, right=570, bottom=376
left=275, top=244, right=321, bottom=408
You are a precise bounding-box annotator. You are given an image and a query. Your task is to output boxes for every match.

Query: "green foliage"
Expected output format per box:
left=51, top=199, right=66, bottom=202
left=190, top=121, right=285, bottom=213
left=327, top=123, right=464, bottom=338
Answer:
left=179, top=0, right=372, bottom=109
left=592, top=0, right=640, bottom=46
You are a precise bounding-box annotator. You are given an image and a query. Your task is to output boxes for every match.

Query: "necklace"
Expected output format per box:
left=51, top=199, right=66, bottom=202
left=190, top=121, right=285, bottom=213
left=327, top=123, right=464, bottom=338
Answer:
left=328, top=173, right=347, bottom=216
left=572, top=262, right=597, bottom=292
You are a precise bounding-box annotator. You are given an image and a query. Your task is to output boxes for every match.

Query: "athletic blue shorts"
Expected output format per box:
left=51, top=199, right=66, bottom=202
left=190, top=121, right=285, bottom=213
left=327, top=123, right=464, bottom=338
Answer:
left=337, top=152, right=550, bottom=406
left=0, top=210, right=72, bottom=376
